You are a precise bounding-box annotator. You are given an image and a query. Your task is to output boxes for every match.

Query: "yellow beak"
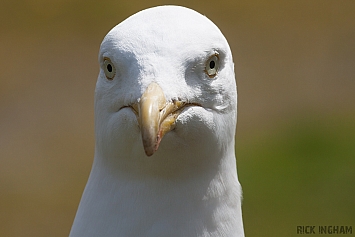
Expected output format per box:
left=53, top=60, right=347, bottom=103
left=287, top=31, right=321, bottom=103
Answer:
left=137, top=82, right=187, bottom=156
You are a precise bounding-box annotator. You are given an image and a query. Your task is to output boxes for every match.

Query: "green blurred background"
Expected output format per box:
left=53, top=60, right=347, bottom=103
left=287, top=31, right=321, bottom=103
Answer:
left=1, top=0, right=354, bottom=236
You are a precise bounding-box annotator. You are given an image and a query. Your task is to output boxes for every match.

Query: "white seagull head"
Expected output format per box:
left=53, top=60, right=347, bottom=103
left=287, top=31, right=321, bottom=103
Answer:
left=95, top=5, right=237, bottom=177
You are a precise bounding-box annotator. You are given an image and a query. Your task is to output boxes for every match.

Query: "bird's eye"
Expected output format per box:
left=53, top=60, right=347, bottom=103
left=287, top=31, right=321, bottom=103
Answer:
left=205, top=54, right=219, bottom=78
left=103, top=57, right=116, bottom=80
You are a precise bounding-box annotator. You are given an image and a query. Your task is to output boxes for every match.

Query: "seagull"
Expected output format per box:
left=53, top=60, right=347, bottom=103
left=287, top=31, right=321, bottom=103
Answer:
left=69, top=5, right=244, bottom=237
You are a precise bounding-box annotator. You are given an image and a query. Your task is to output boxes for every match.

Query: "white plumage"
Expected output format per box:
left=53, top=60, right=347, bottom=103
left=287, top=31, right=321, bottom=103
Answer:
left=70, top=5, right=244, bottom=237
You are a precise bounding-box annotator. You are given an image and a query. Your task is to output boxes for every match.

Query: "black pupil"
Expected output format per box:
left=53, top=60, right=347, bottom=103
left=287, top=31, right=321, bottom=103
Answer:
left=209, top=60, right=215, bottom=69
left=107, top=64, right=112, bottom=72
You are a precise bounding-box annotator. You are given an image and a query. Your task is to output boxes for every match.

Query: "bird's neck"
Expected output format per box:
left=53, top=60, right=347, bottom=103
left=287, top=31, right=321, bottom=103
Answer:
left=71, top=148, right=244, bottom=236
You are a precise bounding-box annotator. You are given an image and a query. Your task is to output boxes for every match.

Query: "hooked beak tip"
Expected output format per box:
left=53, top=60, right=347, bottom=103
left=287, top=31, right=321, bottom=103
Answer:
left=136, top=82, right=196, bottom=157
